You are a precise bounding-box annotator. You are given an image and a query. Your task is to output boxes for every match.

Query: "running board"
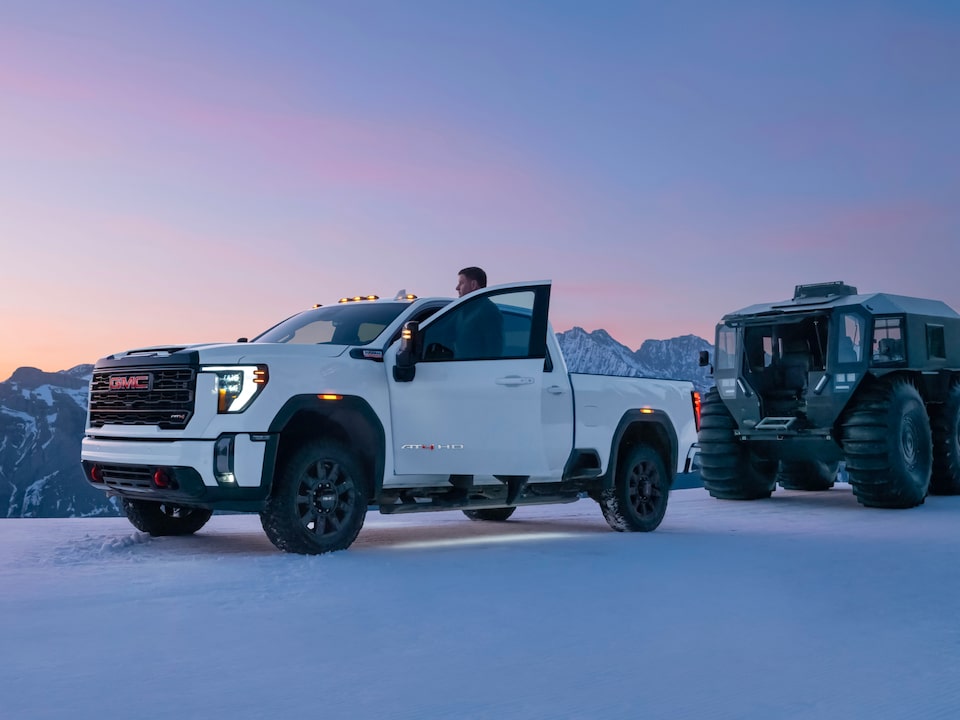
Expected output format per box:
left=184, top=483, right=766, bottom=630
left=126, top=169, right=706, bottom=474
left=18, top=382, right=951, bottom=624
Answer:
left=377, top=490, right=581, bottom=515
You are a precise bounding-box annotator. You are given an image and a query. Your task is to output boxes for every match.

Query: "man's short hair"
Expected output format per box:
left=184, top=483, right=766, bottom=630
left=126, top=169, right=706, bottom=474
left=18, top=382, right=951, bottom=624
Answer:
left=458, top=266, right=487, bottom=288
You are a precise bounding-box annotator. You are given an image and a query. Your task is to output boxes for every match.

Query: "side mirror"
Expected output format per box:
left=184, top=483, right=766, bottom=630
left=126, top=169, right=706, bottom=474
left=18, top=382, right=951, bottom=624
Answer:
left=393, top=321, right=421, bottom=382
left=698, top=350, right=711, bottom=367
left=237, top=337, right=249, bottom=343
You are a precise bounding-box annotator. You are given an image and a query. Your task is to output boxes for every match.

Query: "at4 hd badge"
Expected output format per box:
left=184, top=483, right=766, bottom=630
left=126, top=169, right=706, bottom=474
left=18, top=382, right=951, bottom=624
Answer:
left=401, top=443, right=465, bottom=451
left=108, top=374, right=152, bottom=391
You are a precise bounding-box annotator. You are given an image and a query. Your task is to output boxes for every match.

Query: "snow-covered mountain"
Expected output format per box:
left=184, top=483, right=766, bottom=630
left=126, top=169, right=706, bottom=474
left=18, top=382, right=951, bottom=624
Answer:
left=557, top=328, right=713, bottom=393
left=0, top=364, right=119, bottom=519
left=0, top=330, right=713, bottom=518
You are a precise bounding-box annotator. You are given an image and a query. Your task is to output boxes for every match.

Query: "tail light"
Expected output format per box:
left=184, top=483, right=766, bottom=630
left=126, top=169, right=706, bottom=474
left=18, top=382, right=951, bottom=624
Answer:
left=692, top=391, right=701, bottom=432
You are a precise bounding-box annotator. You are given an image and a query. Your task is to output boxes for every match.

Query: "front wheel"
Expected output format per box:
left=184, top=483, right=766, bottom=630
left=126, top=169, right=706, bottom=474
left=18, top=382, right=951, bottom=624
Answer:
left=121, top=499, right=213, bottom=536
left=698, top=387, right=776, bottom=500
left=598, top=444, right=669, bottom=532
left=260, top=440, right=369, bottom=554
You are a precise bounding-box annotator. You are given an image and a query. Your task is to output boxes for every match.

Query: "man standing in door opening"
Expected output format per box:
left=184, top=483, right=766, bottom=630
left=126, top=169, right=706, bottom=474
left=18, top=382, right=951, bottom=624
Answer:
left=454, top=267, right=503, bottom=360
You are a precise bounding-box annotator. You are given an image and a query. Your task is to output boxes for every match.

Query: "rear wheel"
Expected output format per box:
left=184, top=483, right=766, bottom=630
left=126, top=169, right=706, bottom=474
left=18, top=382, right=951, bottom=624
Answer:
left=121, top=499, right=212, bottom=536
left=698, top=387, right=776, bottom=500
left=929, top=380, right=960, bottom=495
left=598, top=443, right=669, bottom=532
left=777, top=460, right=838, bottom=491
left=840, top=379, right=931, bottom=508
left=462, top=507, right=516, bottom=522
left=260, top=440, right=369, bottom=554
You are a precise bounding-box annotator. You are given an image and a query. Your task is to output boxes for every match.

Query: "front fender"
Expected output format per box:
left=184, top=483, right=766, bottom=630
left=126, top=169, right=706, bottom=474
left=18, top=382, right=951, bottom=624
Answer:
left=269, top=395, right=386, bottom=496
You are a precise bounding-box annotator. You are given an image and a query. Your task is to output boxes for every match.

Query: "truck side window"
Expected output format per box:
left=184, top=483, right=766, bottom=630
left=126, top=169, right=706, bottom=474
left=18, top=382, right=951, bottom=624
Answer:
left=387, top=303, right=448, bottom=346
left=423, top=289, right=537, bottom=362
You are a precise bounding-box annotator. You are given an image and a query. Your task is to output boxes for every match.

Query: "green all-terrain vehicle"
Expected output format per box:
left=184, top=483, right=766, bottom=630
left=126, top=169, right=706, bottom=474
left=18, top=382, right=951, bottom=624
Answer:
left=698, top=281, right=960, bottom=508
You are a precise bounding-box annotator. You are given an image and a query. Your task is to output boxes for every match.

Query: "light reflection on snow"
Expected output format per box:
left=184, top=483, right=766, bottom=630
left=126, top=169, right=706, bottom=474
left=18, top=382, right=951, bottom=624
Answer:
left=387, top=531, right=577, bottom=550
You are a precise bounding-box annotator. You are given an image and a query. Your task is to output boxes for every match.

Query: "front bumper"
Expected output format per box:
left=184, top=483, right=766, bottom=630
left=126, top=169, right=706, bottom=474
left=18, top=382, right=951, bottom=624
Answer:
left=81, top=433, right=278, bottom=511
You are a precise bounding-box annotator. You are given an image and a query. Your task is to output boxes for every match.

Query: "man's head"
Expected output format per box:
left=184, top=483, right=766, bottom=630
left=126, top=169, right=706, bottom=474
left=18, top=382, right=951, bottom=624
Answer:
left=456, top=266, right=487, bottom=297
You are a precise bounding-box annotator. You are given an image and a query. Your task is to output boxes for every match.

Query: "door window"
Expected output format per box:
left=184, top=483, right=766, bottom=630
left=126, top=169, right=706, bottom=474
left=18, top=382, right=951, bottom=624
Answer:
left=422, top=288, right=544, bottom=362
left=837, top=313, right=864, bottom=363
left=716, top=326, right=737, bottom=370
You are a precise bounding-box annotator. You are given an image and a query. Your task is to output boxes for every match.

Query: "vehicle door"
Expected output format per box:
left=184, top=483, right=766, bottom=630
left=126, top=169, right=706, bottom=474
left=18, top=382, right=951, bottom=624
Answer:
left=386, top=281, right=552, bottom=476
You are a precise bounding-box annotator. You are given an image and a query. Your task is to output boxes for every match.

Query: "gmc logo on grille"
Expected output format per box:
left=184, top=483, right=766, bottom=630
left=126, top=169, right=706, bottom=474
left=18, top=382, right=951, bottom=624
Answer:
left=109, top=374, right=152, bottom=391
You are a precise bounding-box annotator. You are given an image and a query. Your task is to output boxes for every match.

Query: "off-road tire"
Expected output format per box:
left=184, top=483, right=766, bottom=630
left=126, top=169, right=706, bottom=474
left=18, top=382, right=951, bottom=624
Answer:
left=840, top=379, right=931, bottom=508
left=260, top=440, right=369, bottom=554
left=121, top=499, right=213, bottom=537
left=598, top=443, right=669, bottom=532
left=777, top=460, right=838, bottom=491
left=929, top=380, right=960, bottom=495
left=462, top=507, right=517, bottom=522
left=698, top=387, right=777, bottom=500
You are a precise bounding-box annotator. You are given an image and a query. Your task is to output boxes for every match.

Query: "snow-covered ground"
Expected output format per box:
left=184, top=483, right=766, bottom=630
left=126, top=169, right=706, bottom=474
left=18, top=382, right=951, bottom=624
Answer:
left=2, top=485, right=959, bottom=720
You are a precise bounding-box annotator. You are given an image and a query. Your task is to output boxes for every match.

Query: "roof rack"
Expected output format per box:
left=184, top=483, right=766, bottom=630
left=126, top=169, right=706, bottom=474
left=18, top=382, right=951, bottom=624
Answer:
left=793, top=281, right=858, bottom=300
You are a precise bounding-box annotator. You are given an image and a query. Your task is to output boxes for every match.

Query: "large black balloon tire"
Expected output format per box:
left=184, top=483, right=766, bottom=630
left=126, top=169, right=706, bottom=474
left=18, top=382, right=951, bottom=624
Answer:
left=260, top=440, right=369, bottom=554
left=122, top=499, right=213, bottom=536
left=462, top=508, right=517, bottom=522
left=929, top=380, right=960, bottom=495
left=777, top=460, right=838, bottom=491
left=840, top=379, right=931, bottom=508
left=598, top=443, right=669, bottom=532
left=698, top=387, right=777, bottom=500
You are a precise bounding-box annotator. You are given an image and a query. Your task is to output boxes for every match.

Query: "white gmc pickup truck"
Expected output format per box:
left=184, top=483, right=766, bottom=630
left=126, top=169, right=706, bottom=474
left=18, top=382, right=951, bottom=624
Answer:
left=81, top=281, right=701, bottom=554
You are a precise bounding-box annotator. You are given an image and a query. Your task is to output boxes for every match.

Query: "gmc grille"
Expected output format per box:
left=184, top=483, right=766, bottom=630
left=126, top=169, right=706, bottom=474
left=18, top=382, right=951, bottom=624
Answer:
left=89, top=367, right=196, bottom=429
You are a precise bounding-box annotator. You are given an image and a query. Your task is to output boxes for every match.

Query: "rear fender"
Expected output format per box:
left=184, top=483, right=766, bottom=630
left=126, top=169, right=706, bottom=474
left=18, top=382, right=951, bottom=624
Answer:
left=601, top=411, right=678, bottom=490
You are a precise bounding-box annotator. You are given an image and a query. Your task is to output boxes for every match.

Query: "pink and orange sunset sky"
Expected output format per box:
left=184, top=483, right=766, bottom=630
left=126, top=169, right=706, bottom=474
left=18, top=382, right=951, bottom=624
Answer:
left=1, top=1, right=958, bottom=382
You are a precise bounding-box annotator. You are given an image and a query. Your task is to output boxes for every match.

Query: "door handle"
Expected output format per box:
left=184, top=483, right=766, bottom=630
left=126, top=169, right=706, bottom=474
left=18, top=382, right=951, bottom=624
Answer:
left=496, top=375, right=535, bottom=386
left=546, top=385, right=566, bottom=395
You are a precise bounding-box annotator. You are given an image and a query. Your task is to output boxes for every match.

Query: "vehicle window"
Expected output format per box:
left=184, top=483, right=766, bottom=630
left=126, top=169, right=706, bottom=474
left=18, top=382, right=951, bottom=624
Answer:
left=386, top=303, right=450, bottom=346
left=872, top=317, right=905, bottom=364
left=716, top=326, right=737, bottom=370
left=253, top=303, right=408, bottom=346
left=927, top=324, right=946, bottom=360
left=837, top=313, right=864, bottom=363
left=744, top=327, right=775, bottom=370
left=423, top=289, right=537, bottom=362
left=357, top=323, right=385, bottom=343
left=499, top=292, right=535, bottom=356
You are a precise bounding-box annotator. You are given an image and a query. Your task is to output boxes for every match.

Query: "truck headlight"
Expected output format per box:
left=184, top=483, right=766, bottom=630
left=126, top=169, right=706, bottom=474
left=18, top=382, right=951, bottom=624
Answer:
left=203, top=365, right=269, bottom=413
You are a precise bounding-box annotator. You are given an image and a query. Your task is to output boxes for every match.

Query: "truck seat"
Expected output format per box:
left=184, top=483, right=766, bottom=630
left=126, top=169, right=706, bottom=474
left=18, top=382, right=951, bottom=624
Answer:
left=779, top=339, right=810, bottom=392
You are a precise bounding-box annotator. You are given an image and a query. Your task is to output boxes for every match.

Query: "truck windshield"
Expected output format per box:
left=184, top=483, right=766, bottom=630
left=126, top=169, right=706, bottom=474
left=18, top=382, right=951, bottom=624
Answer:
left=252, top=303, right=409, bottom=346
